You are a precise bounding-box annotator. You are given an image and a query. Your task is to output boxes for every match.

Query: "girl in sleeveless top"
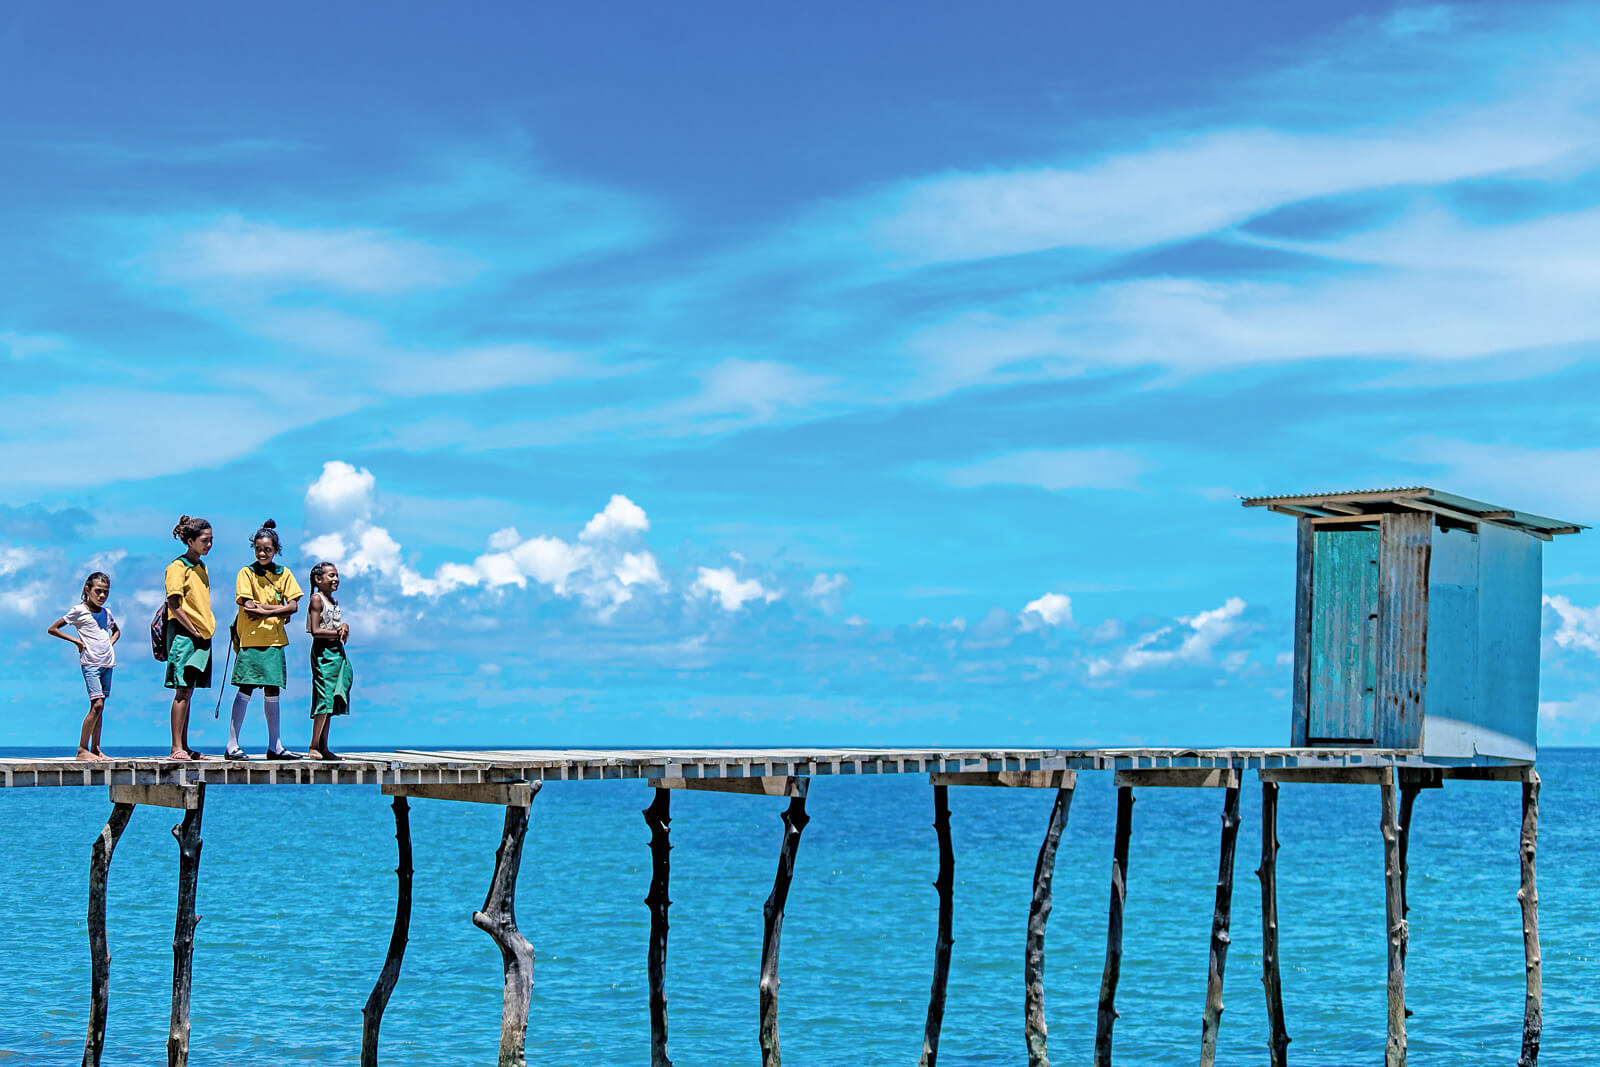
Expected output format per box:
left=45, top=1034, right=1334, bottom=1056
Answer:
left=305, top=561, right=353, bottom=760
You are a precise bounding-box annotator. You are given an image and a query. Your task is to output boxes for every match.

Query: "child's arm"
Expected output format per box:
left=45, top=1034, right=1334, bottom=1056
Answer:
left=46, top=616, right=84, bottom=652
left=109, top=621, right=121, bottom=646
left=167, top=594, right=205, bottom=636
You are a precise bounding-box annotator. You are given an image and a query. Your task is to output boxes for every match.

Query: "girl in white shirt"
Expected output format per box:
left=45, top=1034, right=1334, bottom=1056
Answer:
left=46, top=571, right=121, bottom=761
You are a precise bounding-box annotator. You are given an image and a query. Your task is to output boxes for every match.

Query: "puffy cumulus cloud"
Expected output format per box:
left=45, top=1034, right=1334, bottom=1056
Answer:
left=1545, top=595, right=1600, bottom=654
left=305, top=461, right=378, bottom=526
left=690, top=566, right=781, bottom=612
left=0, top=545, right=40, bottom=578
left=302, top=463, right=664, bottom=619
left=581, top=495, right=649, bottom=542
left=1020, top=592, right=1073, bottom=630
left=1089, top=597, right=1250, bottom=677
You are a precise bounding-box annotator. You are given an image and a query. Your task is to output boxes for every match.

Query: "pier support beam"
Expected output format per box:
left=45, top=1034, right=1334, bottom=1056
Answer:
left=361, top=794, right=414, bottom=1067
left=1094, top=785, right=1134, bottom=1067
left=1256, top=781, right=1289, bottom=1067
left=383, top=780, right=539, bottom=1067
left=918, top=785, right=954, bottom=1067
left=931, top=768, right=1077, bottom=1067
left=760, top=780, right=810, bottom=1067
left=1024, top=781, right=1075, bottom=1067
left=1200, top=783, right=1242, bottom=1067
left=164, top=785, right=206, bottom=1067
left=1380, top=767, right=1406, bottom=1067
left=643, top=788, right=673, bottom=1067
left=83, top=802, right=134, bottom=1067
left=1518, top=768, right=1542, bottom=1067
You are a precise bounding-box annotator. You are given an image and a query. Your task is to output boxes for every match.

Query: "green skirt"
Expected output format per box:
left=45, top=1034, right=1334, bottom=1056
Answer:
left=231, top=644, right=287, bottom=688
left=164, top=627, right=212, bottom=690
left=310, top=640, right=352, bottom=717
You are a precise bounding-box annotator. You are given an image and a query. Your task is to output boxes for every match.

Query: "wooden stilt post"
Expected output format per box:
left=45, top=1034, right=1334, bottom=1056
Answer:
left=1200, top=783, right=1241, bottom=1067
left=83, top=802, right=134, bottom=1067
left=167, top=785, right=206, bottom=1067
left=1024, top=784, right=1074, bottom=1067
left=472, top=783, right=542, bottom=1067
left=760, top=779, right=810, bottom=1067
left=643, top=787, right=673, bottom=1067
left=361, top=794, right=414, bottom=1067
left=1256, top=780, right=1289, bottom=1067
left=919, top=784, right=955, bottom=1067
left=1380, top=767, right=1406, bottom=1067
left=1518, top=768, right=1542, bottom=1067
left=1093, top=785, right=1134, bottom=1067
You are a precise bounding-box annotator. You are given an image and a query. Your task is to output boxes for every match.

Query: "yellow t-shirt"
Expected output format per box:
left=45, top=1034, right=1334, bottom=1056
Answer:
left=234, top=564, right=304, bottom=648
left=164, top=557, right=216, bottom=639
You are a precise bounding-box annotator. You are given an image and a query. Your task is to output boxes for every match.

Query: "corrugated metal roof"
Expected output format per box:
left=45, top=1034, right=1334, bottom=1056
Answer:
left=1240, top=486, right=1586, bottom=537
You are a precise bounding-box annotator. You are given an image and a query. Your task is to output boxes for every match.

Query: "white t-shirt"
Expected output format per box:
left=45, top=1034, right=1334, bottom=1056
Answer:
left=63, top=603, right=117, bottom=668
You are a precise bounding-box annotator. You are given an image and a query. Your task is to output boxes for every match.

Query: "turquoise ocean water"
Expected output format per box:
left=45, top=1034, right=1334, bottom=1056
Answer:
left=1, top=747, right=1597, bottom=1065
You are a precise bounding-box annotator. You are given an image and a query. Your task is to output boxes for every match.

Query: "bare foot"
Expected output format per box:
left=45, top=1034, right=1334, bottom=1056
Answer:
left=76, top=748, right=97, bottom=762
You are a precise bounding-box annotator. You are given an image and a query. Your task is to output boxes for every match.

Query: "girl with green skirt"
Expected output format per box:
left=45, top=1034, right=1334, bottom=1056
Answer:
left=225, top=519, right=304, bottom=760
left=305, top=561, right=352, bottom=760
left=164, top=515, right=215, bottom=760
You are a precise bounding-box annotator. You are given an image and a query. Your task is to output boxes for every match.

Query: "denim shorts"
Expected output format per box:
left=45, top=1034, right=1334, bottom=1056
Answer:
left=82, top=665, right=113, bottom=700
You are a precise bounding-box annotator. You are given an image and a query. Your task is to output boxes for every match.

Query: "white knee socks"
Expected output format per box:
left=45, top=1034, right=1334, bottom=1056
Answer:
left=228, top=692, right=250, bottom=752
left=264, top=694, right=283, bottom=753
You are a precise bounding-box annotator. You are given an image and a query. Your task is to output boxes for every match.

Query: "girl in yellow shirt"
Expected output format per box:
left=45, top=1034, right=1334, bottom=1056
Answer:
left=164, top=515, right=215, bottom=761
left=225, top=519, right=304, bottom=760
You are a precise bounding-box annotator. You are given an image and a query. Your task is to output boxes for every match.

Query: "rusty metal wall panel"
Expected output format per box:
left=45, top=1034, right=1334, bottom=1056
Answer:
left=1291, top=517, right=1314, bottom=746
left=1308, top=528, right=1379, bottom=742
left=1376, top=512, right=1431, bottom=749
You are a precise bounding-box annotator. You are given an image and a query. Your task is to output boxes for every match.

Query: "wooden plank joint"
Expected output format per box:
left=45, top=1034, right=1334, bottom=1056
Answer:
left=648, top=775, right=802, bottom=796
left=109, top=783, right=202, bottom=809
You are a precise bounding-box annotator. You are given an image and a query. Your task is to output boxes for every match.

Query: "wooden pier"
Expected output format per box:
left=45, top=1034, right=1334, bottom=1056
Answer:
left=0, top=745, right=1543, bottom=1067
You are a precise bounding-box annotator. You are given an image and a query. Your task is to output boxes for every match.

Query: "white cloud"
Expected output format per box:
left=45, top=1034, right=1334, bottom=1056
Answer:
left=806, top=572, right=849, bottom=614
left=0, top=546, right=39, bottom=578
left=305, top=461, right=377, bottom=526
left=301, top=467, right=665, bottom=619
left=1089, top=597, right=1248, bottom=676
left=2, top=331, right=65, bottom=360
left=1545, top=595, right=1600, bottom=654
left=946, top=449, right=1147, bottom=492
left=581, top=495, right=650, bottom=542
left=1021, top=592, right=1073, bottom=629
left=691, top=566, right=780, bottom=612
left=156, top=215, right=479, bottom=294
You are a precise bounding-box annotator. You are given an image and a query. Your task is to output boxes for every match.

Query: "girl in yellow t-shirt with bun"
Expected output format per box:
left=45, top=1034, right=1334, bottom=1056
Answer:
left=225, top=519, right=304, bottom=760
left=164, top=515, right=215, bottom=760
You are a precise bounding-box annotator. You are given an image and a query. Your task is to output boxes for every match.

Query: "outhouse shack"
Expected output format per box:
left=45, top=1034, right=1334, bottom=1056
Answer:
left=1243, top=487, right=1585, bottom=761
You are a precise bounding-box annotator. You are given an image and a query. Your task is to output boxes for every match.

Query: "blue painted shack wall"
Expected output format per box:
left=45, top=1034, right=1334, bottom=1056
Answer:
left=1308, top=529, right=1378, bottom=742
left=1421, top=523, right=1541, bottom=760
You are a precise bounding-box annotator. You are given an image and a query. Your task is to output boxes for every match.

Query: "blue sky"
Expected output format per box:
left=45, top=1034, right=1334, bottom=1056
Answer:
left=4, top=1, right=1600, bottom=748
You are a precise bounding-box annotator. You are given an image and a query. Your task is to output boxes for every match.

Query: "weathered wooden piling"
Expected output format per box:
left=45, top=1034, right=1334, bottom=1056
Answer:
left=166, top=786, right=206, bottom=1067
left=473, top=788, right=541, bottom=1067
left=361, top=794, right=414, bottom=1067
left=1200, top=784, right=1241, bottom=1067
left=1256, top=780, right=1290, bottom=1067
left=1518, top=768, right=1542, bottom=1067
left=1025, top=783, right=1075, bottom=1067
left=1380, top=767, right=1406, bottom=1067
left=1094, top=785, right=1134, bottom=1067
left=83, top=802, right=134, bottom=1067
left=918, top=784, right=955, bottom=1067
left=643, top=788, right=673, bottom=1067
left=760, top=780, right=810, bottom=1067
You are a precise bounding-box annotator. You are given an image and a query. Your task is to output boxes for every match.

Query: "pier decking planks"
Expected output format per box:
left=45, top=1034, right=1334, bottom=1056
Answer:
left=0, top=745, right=1531, bottom=790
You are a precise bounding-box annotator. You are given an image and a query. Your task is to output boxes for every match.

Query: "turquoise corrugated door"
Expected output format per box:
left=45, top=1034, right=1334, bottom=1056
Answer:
left=1308, top=529, right=1379, bottom=743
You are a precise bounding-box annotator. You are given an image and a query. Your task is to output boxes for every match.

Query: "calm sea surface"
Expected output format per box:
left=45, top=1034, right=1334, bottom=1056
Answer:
left=1, top=747, right=1597, bottom=1065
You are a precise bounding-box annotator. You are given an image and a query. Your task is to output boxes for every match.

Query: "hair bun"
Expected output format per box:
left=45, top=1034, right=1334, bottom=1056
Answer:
left=262, top=519, right=276, bottom=529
